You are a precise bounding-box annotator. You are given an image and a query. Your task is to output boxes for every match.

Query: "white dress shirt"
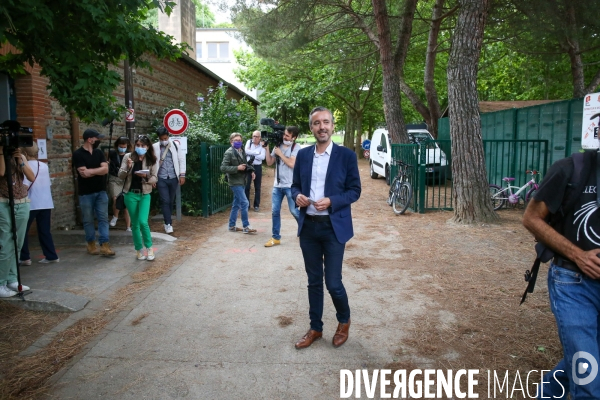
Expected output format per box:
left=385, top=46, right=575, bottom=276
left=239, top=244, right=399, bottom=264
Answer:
left=307, top=141, right=333, bottom=215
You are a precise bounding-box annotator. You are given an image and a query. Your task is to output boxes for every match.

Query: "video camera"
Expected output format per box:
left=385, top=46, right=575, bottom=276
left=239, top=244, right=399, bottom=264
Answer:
left=0, top=120, right=34, bottom=151
left=246, top=155, right=256, bottom=173
left=260, top=118, right=285, bottom=148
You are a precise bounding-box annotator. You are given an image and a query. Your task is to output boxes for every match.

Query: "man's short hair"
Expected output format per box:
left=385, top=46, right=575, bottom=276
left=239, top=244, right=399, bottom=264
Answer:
left=229, top=132, right=242, bottom=141
left=309, top=106, right=334, bottom=125
left=157, top=126, right=169, bottom=138
left=285, top=126, right=299, bottom=139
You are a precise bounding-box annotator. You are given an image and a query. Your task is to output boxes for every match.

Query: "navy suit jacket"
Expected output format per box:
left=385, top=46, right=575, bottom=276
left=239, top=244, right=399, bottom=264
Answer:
left=292, top=143, right=361, bottom=244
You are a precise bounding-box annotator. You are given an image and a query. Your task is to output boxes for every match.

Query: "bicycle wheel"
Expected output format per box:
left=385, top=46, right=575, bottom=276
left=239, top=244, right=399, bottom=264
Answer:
left=387, top=177, right=399, bottom=206
left=489, top=184, right=506, bottom=211
left=525, top=187, right=537, bottom=203
left=392, top=182, right=413, bottom=215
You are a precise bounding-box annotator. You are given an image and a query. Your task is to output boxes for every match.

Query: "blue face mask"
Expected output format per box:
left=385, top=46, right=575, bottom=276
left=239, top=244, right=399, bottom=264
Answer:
left=135, top=147, right=147, bottom=156
left=233, top=141, right=242, bottom=149
left=118, top=147, right=127, bottom=153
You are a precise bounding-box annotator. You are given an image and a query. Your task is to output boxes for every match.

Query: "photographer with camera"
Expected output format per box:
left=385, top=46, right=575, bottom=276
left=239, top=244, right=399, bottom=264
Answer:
left=221, top=133, right=257, bottom=234
left=0, top=144, right=35, bottom=297
left=245, top=131, right=265, bottom=212
left=263, top=126, right=300, bottom=247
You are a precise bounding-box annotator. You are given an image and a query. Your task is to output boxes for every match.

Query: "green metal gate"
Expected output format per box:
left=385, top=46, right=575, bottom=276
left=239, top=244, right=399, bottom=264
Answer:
left=390, top=139, right=548, bottom=213
left=201, top=143, right=233, bottom=217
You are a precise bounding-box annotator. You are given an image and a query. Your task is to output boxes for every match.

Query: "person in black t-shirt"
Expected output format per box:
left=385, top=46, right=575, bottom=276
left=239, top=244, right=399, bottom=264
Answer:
left=72, top=129, right=115, bottom=257
left=524, top=151, right=600, bottom=398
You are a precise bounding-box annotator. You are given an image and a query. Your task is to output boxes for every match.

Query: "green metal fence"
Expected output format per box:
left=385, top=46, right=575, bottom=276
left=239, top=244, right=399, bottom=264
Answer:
left=201, top=143, right=233, bottom=217
left=438, top=98, right=583, bottom=165
left=390, top=139, right=548, bottom=213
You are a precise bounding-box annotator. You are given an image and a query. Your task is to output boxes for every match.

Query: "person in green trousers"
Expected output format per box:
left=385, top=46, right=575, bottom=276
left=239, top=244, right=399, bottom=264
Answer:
left=118, top=135, right=159, bottom=261
left=0, top=143, right=36, bottom=297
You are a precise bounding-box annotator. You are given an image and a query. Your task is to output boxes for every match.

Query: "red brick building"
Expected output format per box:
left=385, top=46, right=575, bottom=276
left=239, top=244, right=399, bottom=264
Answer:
left=0, top=47, right=258, bottom=229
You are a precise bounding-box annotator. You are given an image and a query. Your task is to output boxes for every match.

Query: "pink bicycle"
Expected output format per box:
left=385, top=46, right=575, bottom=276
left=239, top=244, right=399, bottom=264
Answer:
left=489, top=170, right=541, bottom=210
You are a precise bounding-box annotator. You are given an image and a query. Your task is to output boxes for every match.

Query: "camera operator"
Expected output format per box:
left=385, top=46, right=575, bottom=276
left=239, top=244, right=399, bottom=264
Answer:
left=263, top=126, right=300, bottom=247
left=221, top=133, right=257, bottom=234
left=0, top=145, right=35, bottom=297
left=245, top=131, right=265, bottom=212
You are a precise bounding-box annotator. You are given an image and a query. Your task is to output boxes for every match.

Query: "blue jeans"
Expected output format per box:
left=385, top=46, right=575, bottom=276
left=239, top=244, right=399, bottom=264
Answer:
left=538, top=264, right=600, bottom=399
left=0, top=201, right=29, bottom=285
left=299, top=219, right=349, bottom=332
left=271, top=186, right=299, bottom=240
left=21, top=209, right=58, bottom=261
left=79, top=191, right=109, bottom=244
left=157, top=177, right=179, bottom=225
left=228, top=185, right=249, bottom=228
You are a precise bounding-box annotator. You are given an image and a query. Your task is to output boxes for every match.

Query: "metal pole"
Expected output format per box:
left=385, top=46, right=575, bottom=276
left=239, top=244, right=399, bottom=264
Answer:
left=124, top=60, right=135, bottom=141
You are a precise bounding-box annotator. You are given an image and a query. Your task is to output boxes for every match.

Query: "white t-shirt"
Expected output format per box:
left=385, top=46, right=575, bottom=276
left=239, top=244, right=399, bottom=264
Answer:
left=24, top=160, right=54, bottom=210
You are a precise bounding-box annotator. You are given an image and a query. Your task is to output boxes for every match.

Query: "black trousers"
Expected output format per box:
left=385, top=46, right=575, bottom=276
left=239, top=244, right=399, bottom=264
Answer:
left=244, top=165, right=262, bottom=208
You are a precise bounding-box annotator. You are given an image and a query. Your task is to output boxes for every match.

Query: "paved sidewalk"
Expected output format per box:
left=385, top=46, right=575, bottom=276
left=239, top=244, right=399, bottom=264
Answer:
left=44, top=207, right=430, bottom=399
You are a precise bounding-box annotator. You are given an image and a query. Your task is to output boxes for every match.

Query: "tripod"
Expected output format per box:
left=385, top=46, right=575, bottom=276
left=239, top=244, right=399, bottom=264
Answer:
left=2, top=151, right=30, bottom=300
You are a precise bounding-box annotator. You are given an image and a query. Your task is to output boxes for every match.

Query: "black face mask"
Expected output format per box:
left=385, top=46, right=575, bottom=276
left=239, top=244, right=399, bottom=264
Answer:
left=92, top=140, right=101, bottom=149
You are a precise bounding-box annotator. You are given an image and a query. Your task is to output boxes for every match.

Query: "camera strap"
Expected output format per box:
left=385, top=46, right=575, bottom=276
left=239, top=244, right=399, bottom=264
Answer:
left=27, top=161, right=40, bottom=192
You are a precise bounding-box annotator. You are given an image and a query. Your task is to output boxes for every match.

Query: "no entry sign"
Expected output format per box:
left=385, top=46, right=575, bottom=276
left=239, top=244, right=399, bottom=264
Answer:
left=163, top=109, right=189, bottom=135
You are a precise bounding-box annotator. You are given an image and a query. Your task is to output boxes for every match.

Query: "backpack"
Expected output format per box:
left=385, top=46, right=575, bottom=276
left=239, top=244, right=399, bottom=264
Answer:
left=520, top=150, right=596, bottom=304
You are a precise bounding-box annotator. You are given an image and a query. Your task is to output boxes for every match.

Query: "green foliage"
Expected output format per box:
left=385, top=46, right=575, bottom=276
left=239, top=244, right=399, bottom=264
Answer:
left=193, top=83, right=258, bottom=144
left=0, top=0, right=186, bottom=122
left=191, top=0, right=215, bottom=28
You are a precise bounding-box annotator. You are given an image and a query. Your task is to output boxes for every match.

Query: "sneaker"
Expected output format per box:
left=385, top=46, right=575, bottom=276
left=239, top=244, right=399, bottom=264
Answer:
left=264, top=238, right=280, bottom=247
left=126, top=227, right=132, bottom=232
left=243, top=226, right=257, bottom=234
left=20, top=259, right=32, bottom=266
left=7, top=282, right=30, bottom=291
left=99, top=242, right=116, bottom=256
left=165, top=224, right=174, bottom=234
left=110, top=216, right=118, bottom=227
left=254, top=207, right=260, bottom=212
left=136, top=250, right=147, bottom=260
left=147, top=247, right=155, bottom=261
left=228, top=226, right=243, bottom=232
left=0, top=285, right=17, bottom=298
left=39, top=258, right=60, bottom=264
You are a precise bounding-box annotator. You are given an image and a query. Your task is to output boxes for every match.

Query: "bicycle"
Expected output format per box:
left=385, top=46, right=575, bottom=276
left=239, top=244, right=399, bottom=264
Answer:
left=489, top=170, right=541, bottom=211
left=387, top=160, right=413, bottom=215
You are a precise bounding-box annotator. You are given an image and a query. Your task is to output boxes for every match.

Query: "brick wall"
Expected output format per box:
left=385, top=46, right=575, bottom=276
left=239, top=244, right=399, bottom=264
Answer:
left=9, top=53, right=256, bottom=229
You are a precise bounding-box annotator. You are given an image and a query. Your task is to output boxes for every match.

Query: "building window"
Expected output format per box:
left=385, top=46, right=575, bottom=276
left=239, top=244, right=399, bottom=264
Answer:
left=196, top=42, right=202, bottom=60
left=206, top=42, right=229, bottom=61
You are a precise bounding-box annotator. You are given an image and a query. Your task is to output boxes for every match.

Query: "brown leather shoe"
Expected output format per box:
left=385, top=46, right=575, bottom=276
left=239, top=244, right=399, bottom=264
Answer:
left=332, top=319, right=351, bottom=348
left=295, top=329, right=322, bottom=349
left=87, top=241, right=100, bottom=255
left=99, top=242, right=115, bottom=256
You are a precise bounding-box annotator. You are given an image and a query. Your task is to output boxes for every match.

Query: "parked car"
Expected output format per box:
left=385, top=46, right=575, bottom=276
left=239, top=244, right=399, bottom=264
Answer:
left=369, top=127, right=448, bottom=184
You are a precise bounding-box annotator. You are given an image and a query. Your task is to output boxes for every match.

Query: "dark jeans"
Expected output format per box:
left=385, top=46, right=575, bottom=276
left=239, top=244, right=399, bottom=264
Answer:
left=21, top=209, right=59, bottom=261
left=157, top=177, right=179, bottom=225
left=299, top=219, right=349, bottom=332
left=244, top=166, right=262, bottom=208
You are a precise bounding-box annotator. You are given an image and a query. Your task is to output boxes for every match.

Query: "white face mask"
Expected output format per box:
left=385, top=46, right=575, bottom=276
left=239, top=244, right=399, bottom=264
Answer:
left=160, top=140, right=170, bottom=146
left=283, top=140, right=293, bottom=146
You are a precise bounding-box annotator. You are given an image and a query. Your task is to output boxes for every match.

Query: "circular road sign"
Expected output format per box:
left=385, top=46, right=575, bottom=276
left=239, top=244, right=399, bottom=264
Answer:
left=363, top=150, right=370, bottom=159
left=362, top=139, right=371, bottom=150
left=163, top=109, right=189, bottom=135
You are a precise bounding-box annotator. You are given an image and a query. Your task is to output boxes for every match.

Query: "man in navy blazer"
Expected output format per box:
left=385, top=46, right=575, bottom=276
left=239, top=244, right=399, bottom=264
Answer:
left=291, top=106, right=361, bottom=349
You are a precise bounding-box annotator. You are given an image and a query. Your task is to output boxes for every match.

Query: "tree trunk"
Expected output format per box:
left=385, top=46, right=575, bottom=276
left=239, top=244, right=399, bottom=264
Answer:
left=344, top=108, right=355, bottom=148
left=424, top=0, right=445, bottom=138
left=564, top=2, right=585, bottom=98
left=372, top=0, right=408, bottom=144
left=355, top=110, right=364, bottom=158
left=448, top=0, right=497, bottom=224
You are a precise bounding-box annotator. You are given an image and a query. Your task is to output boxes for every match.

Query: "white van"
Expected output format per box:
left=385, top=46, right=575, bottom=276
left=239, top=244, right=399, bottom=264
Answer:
left=369, top=127, right=448, bottom=184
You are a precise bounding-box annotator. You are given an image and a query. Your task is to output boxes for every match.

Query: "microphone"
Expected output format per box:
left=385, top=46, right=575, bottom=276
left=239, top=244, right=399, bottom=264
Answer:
left=102, top=110, right=118, bottom=127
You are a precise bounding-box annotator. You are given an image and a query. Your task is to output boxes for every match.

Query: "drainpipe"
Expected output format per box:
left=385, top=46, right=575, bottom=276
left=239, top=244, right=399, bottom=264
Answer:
left=70, top=110, right=82, bottom=226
